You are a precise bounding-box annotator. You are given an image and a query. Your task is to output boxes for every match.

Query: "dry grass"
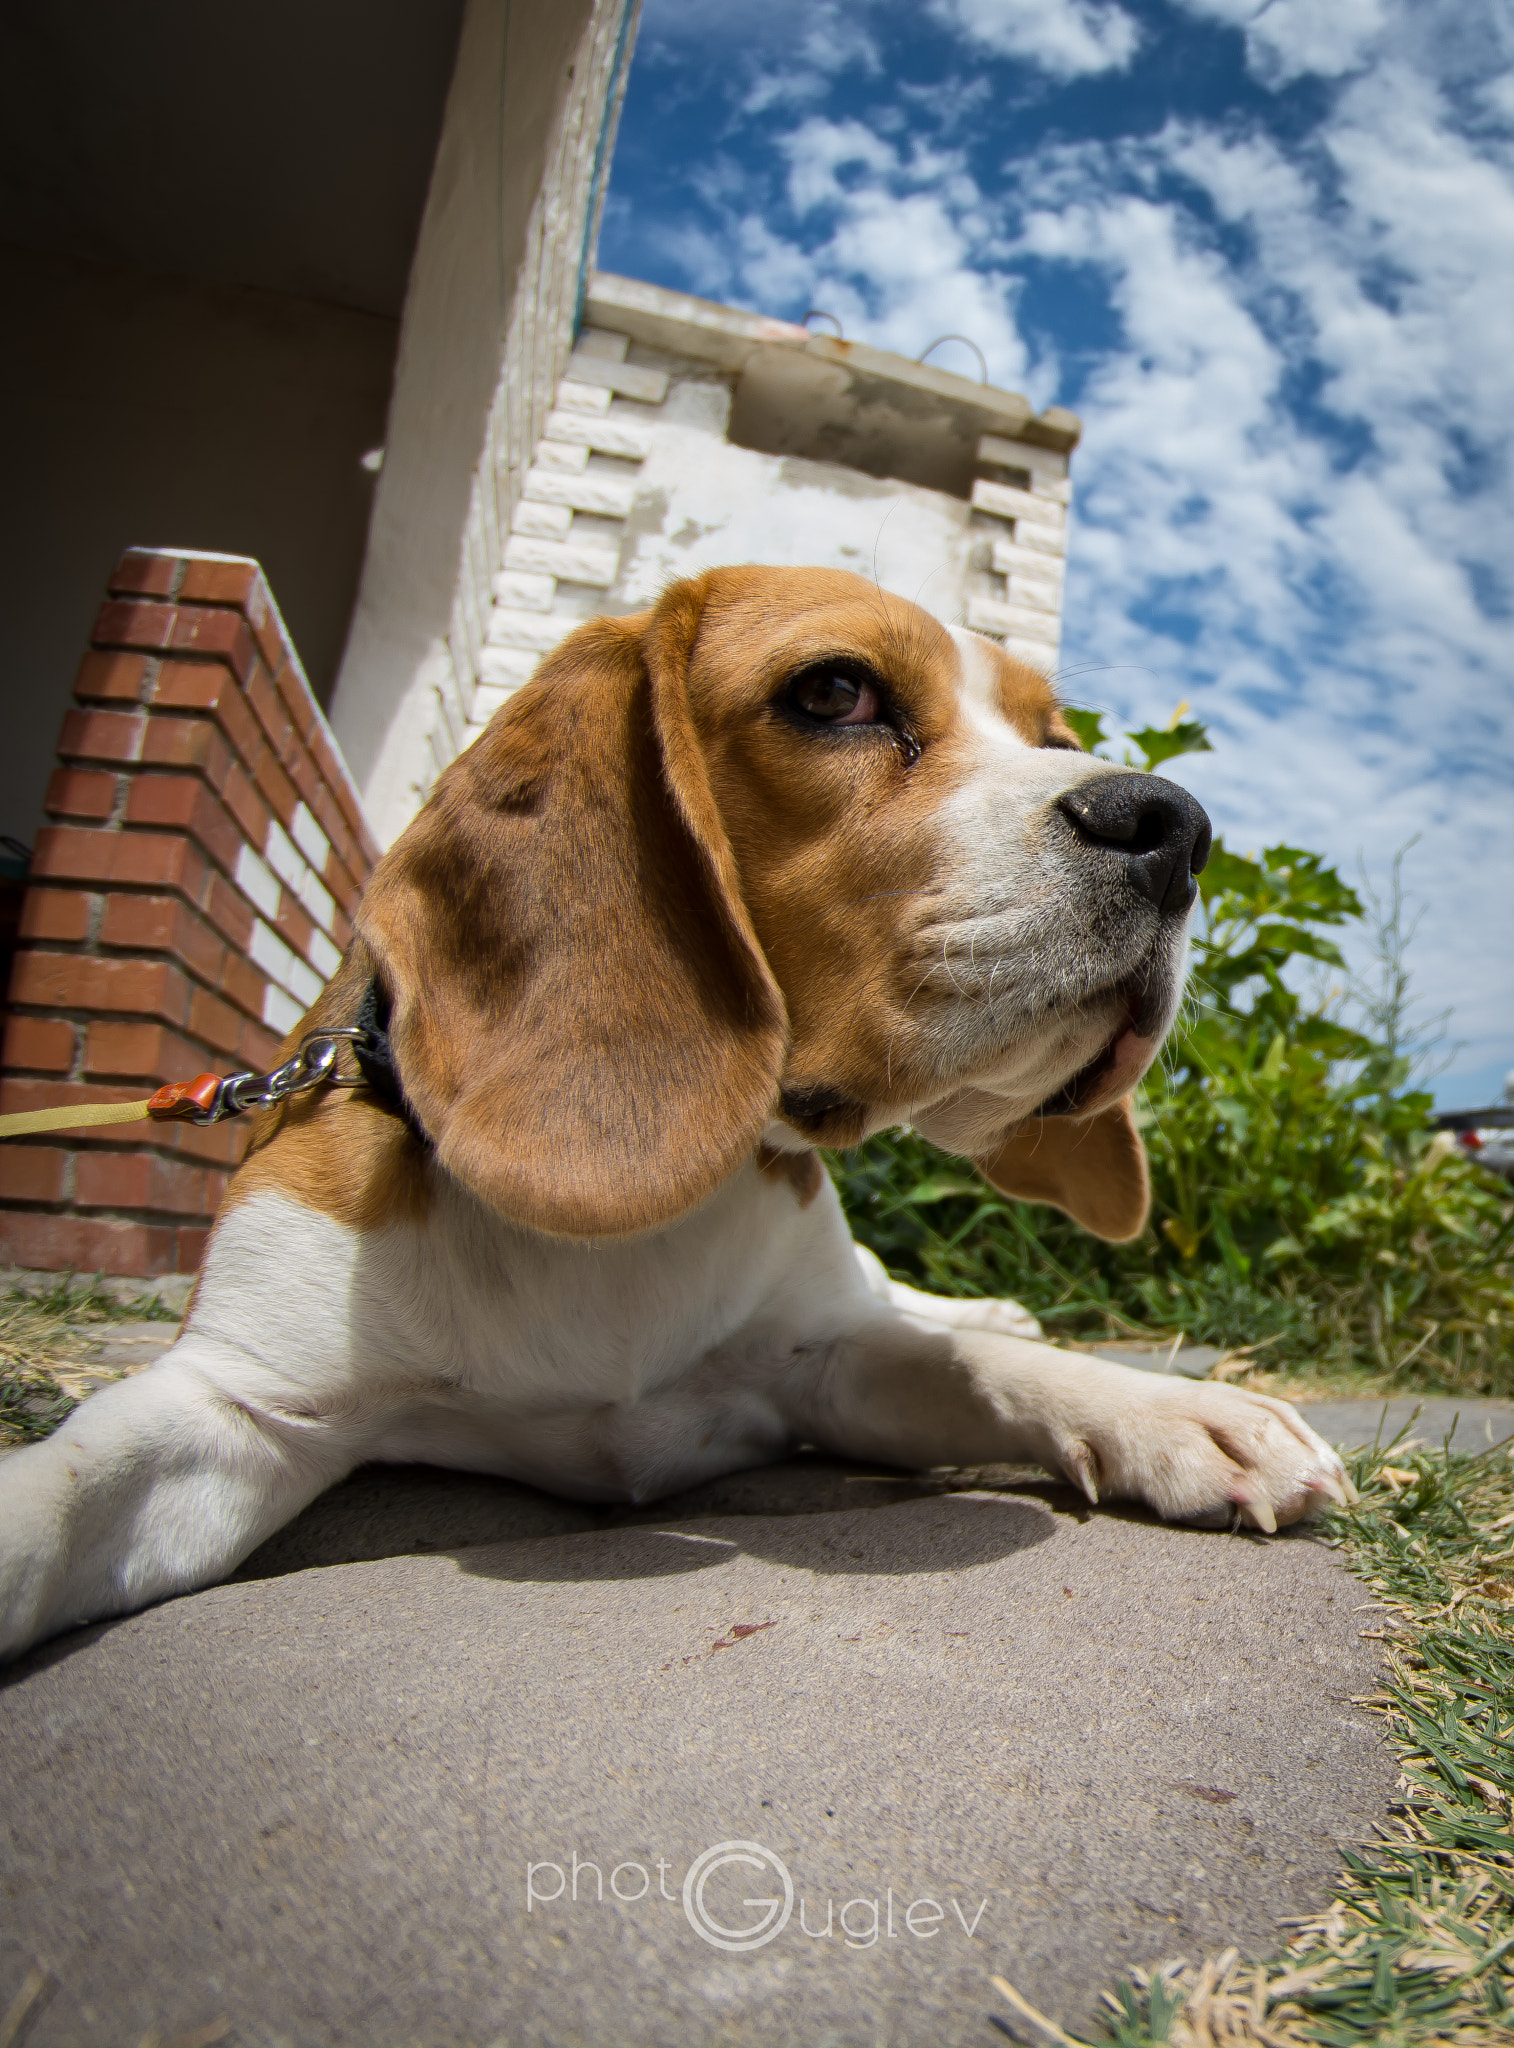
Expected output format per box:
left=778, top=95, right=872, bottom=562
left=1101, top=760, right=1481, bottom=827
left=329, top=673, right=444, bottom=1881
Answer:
left=0, top=1279, right=178, bottom=1446
left=991, top=1422, right=1514, bottom=2047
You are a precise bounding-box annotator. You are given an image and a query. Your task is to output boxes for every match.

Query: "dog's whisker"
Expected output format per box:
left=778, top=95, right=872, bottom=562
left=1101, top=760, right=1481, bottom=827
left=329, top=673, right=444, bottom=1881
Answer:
left=884, top=961, right=941, bottom=1089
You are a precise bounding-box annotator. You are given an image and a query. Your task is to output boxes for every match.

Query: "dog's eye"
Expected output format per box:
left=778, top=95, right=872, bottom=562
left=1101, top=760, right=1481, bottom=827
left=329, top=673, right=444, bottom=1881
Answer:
left=788, top=668, right=881, bottom=725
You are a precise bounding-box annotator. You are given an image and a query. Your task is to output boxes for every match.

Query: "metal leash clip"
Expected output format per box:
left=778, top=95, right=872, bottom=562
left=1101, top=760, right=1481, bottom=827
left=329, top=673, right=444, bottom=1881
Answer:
left=148, top=1028, right=376, bottom=1126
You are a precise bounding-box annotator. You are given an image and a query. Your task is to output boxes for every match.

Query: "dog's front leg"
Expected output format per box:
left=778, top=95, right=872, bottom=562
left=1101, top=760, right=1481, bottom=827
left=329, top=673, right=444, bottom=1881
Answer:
left=798, top=1315, right=1353, bottom=1530
left=0, top=1340, right=362, bottom=1662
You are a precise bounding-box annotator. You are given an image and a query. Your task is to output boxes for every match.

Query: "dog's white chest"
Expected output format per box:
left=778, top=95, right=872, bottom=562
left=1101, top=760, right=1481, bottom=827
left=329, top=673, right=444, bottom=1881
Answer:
left=180, top=1164, right=867, bottom=1501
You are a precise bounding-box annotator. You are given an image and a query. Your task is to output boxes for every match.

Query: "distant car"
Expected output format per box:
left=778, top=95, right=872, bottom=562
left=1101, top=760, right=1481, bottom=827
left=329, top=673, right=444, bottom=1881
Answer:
left=1435, top=1070, right=1514, bottom=1184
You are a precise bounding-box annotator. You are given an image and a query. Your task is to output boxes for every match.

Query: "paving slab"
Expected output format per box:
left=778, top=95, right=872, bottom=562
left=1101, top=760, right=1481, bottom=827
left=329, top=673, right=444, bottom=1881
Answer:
left=1085, top=1340, right=1227, bottom=1380
left=1289, top=1395, right=1514, bottom=1454
left=0, top=1460, right=1396, bottom=2048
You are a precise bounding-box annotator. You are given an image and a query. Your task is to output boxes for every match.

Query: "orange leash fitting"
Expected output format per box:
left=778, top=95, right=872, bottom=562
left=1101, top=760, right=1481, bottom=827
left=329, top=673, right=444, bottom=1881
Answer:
left=145, top=1074, right=226, bottom=1121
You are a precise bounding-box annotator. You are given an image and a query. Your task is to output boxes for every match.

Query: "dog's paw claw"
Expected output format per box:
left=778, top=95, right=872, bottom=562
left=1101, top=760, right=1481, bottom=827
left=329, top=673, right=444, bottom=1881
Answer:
left=1231, top=1484, right=1277, bottom=1534
left=1064, top=1439, right=1101, bottom=1506
left=1307, top=1467, right=1354, bottom=1510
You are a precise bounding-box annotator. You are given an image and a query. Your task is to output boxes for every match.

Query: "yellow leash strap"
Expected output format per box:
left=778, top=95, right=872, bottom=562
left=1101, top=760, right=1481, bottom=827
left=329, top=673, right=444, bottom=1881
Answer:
left=0, top=1098, right=156, bottom=1138
left=0, top=1073, right=226, bottom=1140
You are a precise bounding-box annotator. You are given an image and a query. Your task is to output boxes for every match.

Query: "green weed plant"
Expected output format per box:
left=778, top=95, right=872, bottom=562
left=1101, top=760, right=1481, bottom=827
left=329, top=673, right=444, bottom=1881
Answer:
left=830, top=712, right=1514, bottom=1395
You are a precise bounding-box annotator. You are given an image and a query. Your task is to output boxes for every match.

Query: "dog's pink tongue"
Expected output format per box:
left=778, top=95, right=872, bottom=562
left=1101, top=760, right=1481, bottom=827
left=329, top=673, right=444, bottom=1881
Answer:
left=1106, top=1026, right=1156, bottom=1097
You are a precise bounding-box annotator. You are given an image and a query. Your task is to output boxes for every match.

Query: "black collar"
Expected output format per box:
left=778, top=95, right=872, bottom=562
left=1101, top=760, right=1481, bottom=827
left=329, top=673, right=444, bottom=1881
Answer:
left=352, top=978, right=426, bottom=1140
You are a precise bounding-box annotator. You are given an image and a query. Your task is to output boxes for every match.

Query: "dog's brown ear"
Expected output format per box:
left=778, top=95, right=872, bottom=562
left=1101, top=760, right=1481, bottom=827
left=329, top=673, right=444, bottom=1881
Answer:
left=975, top=1098, right=1150, bottom=1242
left=356, top=579, right=787, bottom=1237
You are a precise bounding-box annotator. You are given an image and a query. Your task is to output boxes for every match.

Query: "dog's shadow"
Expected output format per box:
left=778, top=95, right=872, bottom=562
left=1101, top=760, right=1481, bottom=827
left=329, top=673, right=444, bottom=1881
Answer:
left=232, top=1455, right=1062, bottom=1585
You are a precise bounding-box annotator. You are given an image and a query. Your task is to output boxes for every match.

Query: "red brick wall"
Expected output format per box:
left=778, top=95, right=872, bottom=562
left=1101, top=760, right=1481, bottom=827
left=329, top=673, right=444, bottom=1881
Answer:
left=0, top=550, right=380, bottom=1277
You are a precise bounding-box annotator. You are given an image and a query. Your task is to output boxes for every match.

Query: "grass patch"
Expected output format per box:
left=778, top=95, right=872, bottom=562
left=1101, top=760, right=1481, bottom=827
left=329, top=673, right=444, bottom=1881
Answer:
left=832, top=1127, right=1514, bottom=1401
left=989, top=1422, right=1514, bottom=2046
left=0, top=1276, right=180, bottom=1447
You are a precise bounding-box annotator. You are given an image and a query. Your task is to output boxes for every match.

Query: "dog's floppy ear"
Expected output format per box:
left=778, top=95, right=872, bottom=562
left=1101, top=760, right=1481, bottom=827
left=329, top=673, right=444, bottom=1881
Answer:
left=975, top=1098, right=1150, bottom=1242
left=356, top=578, right=787, bottom=1238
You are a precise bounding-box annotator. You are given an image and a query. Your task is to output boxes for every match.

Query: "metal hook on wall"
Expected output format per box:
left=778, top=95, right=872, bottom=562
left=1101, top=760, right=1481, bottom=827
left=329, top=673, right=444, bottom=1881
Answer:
left=916, top=334, right=989, bottom=384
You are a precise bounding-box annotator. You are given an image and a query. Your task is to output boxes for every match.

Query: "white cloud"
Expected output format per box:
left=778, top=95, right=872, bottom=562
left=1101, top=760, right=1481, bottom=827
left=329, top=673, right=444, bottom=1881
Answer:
left=783, top=118, right=898, bottom=215
left=931, top=0, right=1141, bottom=77
left=633, top=0, right=883, bottom=117
left=1483, top=68, right=1514, bottom=122
left=741, top=9, right=883, bottom=113
left=1177, top=0, right=1389, bottom=86
left=697, top=116, right=1044, bottom=392
left=1247, top=0, right=1389, bottom=85
left=1168, top=0, right=1256, bottom=23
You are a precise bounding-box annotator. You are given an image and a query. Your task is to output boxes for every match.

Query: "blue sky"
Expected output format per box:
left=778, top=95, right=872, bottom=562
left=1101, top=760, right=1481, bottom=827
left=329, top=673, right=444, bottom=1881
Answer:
left=600, top=0, right=1514, bottom=1107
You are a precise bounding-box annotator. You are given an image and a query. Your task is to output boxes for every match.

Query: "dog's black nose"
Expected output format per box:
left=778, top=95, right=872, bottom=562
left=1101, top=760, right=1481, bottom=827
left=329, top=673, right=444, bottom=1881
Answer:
left=1057, top=773, right=1212, bottom=915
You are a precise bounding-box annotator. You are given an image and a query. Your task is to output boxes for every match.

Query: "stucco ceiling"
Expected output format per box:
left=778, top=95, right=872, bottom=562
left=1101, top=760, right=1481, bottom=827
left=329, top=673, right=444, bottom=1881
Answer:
left=0, top=0, right=465, bottom=316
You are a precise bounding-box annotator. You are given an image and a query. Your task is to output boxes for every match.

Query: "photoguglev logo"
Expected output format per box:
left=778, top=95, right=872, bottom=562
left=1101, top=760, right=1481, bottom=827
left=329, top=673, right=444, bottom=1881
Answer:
left=683, top=1840, right=794, bottom=1951
left=526, top=1842, right=990, bottom=1952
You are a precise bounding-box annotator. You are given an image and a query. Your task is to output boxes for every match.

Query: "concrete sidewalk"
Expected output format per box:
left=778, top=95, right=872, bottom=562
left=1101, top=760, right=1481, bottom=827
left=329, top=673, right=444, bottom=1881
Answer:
left=1, top=1456, right=1398, bottom=2048
left=1291, top=1394, right=1514, bottom=1454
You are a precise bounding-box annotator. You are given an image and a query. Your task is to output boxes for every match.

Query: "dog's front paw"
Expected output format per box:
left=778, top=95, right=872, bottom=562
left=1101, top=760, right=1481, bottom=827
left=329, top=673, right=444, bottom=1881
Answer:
left=1055, top=1373, right=1356, bottom=1532
left=959, top=1297, right=1044, bottom=1340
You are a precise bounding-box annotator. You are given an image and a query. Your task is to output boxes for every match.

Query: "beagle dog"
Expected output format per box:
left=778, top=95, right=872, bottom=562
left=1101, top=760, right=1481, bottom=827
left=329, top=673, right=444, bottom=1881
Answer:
left=0, top=567, right=1352, bottom=1662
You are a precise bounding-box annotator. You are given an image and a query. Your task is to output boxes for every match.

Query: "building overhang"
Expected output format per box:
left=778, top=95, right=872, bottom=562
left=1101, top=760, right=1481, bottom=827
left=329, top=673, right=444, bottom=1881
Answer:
left=586, top=270, right=1080, bottom=502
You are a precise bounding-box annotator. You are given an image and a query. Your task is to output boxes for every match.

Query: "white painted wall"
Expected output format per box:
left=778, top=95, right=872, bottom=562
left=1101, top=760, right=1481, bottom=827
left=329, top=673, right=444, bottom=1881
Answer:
left=330, top=0, right=640, bottom=847
left=615, top=413, right=978, bottom=619
left=453, top=300, right=1075, bottom=760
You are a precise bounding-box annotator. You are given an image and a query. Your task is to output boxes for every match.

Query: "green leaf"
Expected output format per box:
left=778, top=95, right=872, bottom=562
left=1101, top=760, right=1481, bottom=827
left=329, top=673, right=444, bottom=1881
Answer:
left=900, top=1173, right=984, bottom=1206
left=1292, top=1016, right=1378, bottom=1060
left=1262, top=1235, right=1304, bottom=1263
left=1250, top=922, right=1349, bottom=967
left=1128, top=719, right=1214, bottom=771
left=1211, top=1096, right=1252, bottom=1141
left=1060, top=705, right=1109, bottom=754
left=1197, top=840, right=1362, bottom=931
left=1258, top=846, right=1364, bottom=922
left=1197, top=842, right=1269, bottom=899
